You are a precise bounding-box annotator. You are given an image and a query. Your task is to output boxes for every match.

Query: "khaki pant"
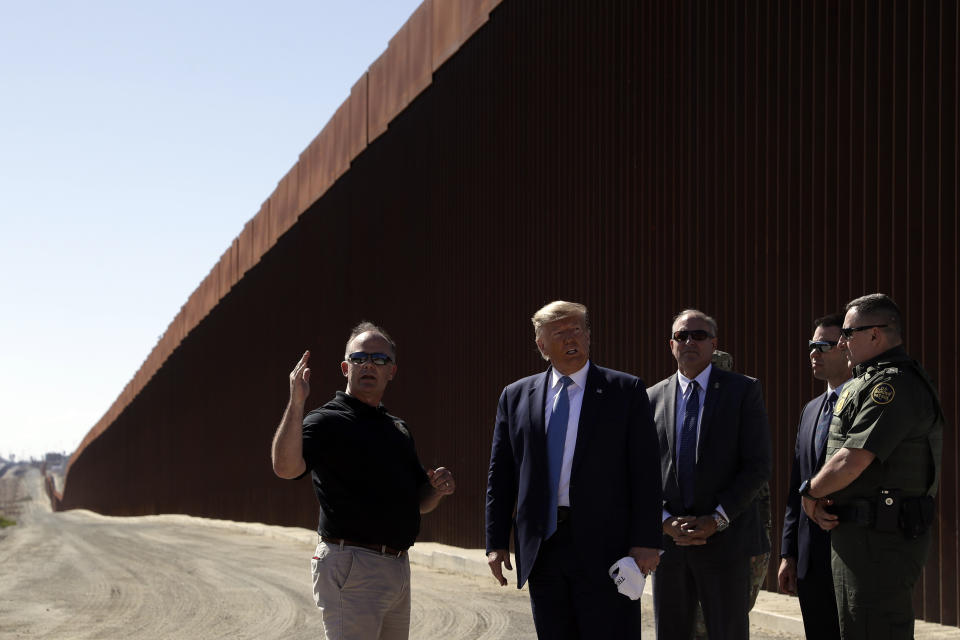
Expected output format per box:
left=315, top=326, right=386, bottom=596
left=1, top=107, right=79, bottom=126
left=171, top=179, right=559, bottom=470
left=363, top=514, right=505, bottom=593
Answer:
left=311, top=541, right=411, bottom=640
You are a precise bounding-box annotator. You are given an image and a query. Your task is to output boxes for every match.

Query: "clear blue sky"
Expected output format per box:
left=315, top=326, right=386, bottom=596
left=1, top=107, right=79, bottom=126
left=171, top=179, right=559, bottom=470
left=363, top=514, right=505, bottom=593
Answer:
left=0, top=0, right=423, bottom=461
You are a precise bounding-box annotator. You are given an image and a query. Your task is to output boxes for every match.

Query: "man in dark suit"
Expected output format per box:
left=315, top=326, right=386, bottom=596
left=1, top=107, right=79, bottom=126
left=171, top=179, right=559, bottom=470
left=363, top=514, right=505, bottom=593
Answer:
left=648, top=309, right=772, bottom=640
left=485, top=300, right=663, bottom=639
left=778, top=314, right=849, bottom=639
left=802, top=294, right=943, bottom=639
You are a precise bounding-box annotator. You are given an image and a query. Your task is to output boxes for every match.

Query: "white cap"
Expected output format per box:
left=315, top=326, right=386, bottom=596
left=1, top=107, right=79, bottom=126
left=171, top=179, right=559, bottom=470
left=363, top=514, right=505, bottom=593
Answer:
left=608, top=556, right=647, bottom=600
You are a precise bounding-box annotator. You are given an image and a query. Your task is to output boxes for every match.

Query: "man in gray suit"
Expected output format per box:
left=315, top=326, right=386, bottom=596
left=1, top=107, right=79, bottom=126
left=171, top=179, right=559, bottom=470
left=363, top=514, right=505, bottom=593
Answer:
left=648, top=309, right=772, bottom=640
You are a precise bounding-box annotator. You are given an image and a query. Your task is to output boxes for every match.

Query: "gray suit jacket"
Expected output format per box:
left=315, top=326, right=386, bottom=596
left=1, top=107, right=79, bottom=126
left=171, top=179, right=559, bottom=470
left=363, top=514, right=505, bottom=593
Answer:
left=647, top=367, right=772, bottom=556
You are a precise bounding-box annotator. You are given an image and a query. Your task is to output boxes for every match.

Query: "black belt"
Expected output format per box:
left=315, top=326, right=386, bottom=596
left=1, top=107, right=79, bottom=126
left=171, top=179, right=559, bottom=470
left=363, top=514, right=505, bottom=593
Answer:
left=321, top=536, right=407, bottom=557
left=827, top=499, right=875, bottom=526
left=557, top=506, right=571, bottom=524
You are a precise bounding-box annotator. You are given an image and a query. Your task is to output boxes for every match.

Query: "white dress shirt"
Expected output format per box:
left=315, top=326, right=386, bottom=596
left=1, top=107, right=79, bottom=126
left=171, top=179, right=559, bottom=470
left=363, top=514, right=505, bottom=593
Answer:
left=825, top=380, right=849, bottom=409
left=544, top=360, right=590, bottom=508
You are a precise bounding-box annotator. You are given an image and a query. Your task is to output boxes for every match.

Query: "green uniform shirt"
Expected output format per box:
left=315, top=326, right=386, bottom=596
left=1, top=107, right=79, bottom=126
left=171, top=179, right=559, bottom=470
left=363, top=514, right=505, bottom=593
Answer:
left=825, top=345, right=943, bottom=503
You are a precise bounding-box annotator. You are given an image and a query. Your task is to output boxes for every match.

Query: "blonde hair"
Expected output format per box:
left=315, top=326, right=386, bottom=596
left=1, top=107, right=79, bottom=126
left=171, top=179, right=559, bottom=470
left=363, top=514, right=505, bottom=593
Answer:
left=531, top=301, right=590, bottom=338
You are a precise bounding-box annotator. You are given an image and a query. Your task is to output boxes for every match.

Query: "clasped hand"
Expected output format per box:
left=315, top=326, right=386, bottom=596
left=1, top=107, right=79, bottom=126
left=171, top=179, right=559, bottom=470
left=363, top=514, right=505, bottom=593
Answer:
left=801, top=496, right=838, bottom=530
left=662, top=515, right=716, bottom=546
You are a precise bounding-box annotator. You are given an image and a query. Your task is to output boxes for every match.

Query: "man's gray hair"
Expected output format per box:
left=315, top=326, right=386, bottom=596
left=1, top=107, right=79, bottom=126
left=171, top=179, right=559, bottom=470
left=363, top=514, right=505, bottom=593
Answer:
left=845, top=293, right=903, bottom=337
left=344, top=321, right=398, bottom=361
left=531, top=300, right=590, bottom=338
left=671, top=309, right=719, bottom=337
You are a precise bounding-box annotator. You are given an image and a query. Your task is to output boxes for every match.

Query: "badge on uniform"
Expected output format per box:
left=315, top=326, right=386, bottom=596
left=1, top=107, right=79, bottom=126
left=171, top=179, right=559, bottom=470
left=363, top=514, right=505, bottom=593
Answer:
left=834, top=388, right=851, bottom=414
left=871, top=383, right=895, bottom=404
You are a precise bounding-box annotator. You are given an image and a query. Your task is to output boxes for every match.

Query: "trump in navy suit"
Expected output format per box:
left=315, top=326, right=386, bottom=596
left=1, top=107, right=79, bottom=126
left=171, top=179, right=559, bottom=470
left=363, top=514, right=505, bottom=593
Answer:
left=778, top=314, right=849, bottom=639
left=648, top=309, right=772, bottom=640
left=485, top=301, right=663, bottom=639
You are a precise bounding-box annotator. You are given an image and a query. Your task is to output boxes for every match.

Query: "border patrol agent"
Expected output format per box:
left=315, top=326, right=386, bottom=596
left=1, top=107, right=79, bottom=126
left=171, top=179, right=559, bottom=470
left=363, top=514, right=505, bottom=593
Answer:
left=800, top=294, right=943, bottom=640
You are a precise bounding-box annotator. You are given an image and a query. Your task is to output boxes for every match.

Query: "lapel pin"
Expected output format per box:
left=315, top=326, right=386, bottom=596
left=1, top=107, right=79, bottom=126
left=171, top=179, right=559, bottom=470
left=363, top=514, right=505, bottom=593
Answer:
left=713, top=383, right=720, bottom=389
left=596, top=388, right=603, bottom=394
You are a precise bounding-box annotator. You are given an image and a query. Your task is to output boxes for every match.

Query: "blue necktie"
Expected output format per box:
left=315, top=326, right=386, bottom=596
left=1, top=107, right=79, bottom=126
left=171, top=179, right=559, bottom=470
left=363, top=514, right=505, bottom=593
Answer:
left=677, top=381, right=700, bottom=511
left=545, top=375, right=573, bottom=539
left=815, top=392, right=837, bottom=460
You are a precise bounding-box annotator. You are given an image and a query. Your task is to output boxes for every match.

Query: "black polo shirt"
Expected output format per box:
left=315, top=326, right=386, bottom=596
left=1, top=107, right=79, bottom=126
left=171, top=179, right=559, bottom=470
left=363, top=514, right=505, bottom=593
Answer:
left=300, top=391, right=429, bottom=550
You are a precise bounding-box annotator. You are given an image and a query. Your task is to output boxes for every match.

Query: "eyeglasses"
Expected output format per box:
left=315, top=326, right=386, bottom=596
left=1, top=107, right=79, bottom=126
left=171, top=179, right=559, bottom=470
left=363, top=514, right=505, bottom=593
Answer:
left=808, top=340, right=838, bottom=353
left=346, top=352, right=393, bottom=366
left=672, top=330, right=714, bottom=342
left=839, top=324, right=887, bottom=339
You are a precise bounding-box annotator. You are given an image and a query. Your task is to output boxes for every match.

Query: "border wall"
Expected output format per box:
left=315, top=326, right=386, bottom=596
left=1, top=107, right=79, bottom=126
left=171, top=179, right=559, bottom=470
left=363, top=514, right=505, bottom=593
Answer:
left=52, top=0, right=959, bottom=626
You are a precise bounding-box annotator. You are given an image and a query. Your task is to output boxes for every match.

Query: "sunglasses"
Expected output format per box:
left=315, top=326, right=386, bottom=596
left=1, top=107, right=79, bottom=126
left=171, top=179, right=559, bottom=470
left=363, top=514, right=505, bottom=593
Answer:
left=672, top=330, right=714, bottom=342
left=808, top=340, right=838, bottom=353
left=839, top=324, right=887, bottom=339
left=346, top=352, right=393, bottom=366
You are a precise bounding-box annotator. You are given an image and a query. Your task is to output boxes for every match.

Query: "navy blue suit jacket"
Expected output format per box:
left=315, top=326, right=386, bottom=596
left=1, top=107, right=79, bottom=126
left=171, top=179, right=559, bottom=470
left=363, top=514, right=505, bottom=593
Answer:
left=485, top=363, right=663, bottom=588
left=781, top=391, right=833, bottom=579
left=647, top=367, right=772, bottom=557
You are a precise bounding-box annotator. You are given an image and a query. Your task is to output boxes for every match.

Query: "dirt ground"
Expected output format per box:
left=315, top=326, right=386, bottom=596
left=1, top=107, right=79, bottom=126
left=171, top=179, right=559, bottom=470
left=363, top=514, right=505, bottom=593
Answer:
left=0, top=466, right=803, bottom=639
left=0, top=466, right=541, bottom=639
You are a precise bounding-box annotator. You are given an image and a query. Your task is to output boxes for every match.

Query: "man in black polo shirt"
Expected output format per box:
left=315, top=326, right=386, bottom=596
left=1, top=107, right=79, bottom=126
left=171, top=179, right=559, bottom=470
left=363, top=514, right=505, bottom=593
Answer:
left=271, top=322, right=456, bottom=640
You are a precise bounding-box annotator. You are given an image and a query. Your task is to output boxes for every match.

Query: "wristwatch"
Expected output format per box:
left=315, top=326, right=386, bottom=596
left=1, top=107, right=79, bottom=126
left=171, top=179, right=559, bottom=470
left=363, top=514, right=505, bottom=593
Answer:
left=798, top=479, right=820, bottom=500
left=712, top=511, right=729, bottom=532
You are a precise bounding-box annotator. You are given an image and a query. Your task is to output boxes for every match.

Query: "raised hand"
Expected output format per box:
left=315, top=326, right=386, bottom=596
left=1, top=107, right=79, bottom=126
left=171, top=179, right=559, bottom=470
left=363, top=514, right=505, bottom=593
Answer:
left=290, top=350, right=311, bottom=406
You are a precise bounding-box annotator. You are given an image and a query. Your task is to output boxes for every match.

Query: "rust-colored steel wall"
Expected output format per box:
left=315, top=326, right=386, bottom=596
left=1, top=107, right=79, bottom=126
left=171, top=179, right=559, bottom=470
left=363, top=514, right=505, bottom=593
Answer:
left=56, top=0, right=959, bottom=626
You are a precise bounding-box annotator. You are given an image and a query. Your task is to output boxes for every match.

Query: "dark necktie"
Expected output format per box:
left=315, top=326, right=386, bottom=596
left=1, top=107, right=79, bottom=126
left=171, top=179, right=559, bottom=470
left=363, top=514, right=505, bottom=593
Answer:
left=677, top=381, right=700, bottom=511
left=545, top=376, right=573, bottom=539
left=815, top=391, right=837, bottom=461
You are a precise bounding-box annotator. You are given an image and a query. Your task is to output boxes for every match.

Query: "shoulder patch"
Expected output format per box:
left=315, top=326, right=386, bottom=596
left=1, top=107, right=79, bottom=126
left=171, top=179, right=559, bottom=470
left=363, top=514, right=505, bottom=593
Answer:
left=871, top=383, right=895, bottom=405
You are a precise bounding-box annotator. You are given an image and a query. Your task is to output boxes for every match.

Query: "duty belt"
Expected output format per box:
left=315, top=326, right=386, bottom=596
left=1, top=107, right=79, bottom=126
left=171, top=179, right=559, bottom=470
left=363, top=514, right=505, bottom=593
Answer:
left=827, top=499, right=875, bottom=526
